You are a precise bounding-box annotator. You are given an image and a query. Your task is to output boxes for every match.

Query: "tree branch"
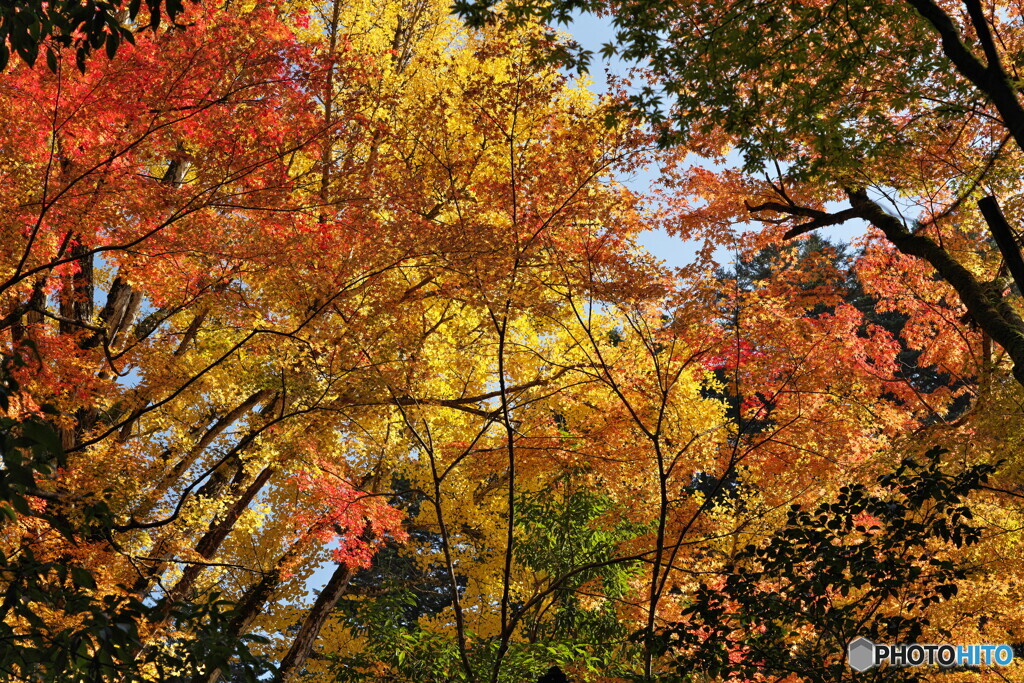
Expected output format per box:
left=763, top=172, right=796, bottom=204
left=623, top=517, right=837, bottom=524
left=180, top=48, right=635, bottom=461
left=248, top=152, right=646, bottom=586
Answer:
left=906, top=0, right=1024, bottom=150
left=846, top=187, right=1024, bottom=387
left=978, top=195, right=1024, bottom=295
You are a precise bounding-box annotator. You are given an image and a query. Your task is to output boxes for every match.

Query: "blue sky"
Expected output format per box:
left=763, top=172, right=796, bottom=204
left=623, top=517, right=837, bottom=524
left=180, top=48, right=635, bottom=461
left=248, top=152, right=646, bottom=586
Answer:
left=564, top=13, right=703, bottom=270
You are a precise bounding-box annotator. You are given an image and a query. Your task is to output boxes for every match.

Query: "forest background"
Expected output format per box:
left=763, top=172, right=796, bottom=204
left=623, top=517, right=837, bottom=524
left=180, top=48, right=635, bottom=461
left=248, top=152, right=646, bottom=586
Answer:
left=0, top=0, right=1022, bottom=681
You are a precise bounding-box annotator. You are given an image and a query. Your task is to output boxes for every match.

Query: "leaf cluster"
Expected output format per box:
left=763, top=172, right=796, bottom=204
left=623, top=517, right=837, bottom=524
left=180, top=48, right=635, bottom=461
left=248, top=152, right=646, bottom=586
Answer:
left=0, top=348, right=270, bottom=682
left=0, top=0, right=190, bottom=72
left=645, top=447, right=997, bottom=682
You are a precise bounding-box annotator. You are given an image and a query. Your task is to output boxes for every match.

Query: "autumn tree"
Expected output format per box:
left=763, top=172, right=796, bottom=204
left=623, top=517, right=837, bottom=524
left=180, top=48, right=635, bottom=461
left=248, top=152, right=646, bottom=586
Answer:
left=656, top=448, right=998, bottom=683
left=0, top=0, right=728, bottom=679
left=6, top=0, right=1023, bottom=680
left=455, top=0, right=1024, bottom=391
left=450, top=0, right=1024, bottom=669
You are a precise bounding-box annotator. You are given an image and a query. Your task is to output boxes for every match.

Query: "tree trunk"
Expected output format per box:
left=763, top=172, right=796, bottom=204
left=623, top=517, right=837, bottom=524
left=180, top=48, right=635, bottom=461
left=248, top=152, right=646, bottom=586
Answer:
left=276, top=562, right=356, bottom=682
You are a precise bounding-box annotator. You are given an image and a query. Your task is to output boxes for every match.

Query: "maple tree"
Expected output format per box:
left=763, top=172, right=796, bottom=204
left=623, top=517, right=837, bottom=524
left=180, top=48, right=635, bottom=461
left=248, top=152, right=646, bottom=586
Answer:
left=3, top=0, right=1024, bottom=680
left=0, top=0, right=743, bottom=679
left=455, top=0, right=1024, bottom=390
left=0, top=350, right=273, bottom=682
left=454, top=0, right=1024, bottom=678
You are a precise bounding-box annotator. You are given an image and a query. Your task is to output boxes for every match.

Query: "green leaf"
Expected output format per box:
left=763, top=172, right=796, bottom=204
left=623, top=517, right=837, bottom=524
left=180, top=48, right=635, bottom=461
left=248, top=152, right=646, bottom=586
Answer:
left=71, top=567, right=97, bottom=590
left=21, top=420, right=61, bottom=456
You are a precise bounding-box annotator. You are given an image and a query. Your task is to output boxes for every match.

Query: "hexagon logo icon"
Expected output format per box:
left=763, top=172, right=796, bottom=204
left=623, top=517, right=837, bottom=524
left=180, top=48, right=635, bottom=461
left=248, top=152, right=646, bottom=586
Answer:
left=848, top=637, right=876, bottom=672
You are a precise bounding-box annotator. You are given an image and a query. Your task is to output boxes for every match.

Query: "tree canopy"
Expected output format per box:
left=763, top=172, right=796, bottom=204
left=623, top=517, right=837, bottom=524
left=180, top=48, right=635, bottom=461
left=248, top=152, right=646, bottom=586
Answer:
left=0, top=0, right=1023, bottom=681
